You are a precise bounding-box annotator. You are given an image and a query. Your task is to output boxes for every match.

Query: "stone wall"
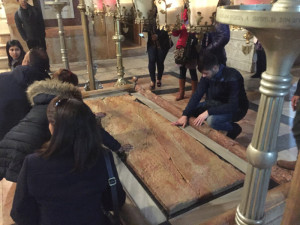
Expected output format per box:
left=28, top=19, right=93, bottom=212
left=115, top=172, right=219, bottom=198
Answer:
left=225, top=29, right=256, bottom=73
left=2, top=0, right=131, bottom=64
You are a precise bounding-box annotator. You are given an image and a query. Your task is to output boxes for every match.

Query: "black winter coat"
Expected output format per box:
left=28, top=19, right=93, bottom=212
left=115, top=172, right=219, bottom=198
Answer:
left=183, top=65, right=249, bottom=121
left=147, top=27, right=171, bottom=52
left=0, top=79, right=122, bottom=182
left=0, top=79, right=82, bottom=182
left=15, top=4, right=45, bottom=41
left=201, top=23, right=230, bottom=65
left=0, top=65, right=49, bottom=140
left=11, top=150, right=126, bottom=225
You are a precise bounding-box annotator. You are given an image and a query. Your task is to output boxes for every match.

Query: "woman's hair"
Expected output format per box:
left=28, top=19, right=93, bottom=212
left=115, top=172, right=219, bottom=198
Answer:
left=6, top=40, right=26, bottom=67
left=41, top=97, right=103, bottom=171
left=52, top=69, right=79, bottom=86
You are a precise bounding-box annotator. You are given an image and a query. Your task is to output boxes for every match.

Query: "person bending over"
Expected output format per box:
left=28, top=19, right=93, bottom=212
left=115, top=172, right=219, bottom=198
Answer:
left=11, top=97, right=126, bottom=225
left=0, top=48, right=50, bottom=140
left=172, top=53, right=249, bottom=139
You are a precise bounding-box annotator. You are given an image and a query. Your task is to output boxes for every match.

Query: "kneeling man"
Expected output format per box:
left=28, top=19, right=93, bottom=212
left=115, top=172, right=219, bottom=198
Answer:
left=173, top=53, right=249, bottom=139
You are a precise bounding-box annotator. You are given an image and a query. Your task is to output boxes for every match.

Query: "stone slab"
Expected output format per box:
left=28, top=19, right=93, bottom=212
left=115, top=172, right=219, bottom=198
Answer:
left=84, top=95, right=244, bottom=216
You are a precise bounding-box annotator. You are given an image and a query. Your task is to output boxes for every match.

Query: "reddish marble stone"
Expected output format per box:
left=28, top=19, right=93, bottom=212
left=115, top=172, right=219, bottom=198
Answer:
left=135, top=85, right=294, bottom=184
left=85, top=95, right=244, bottom=214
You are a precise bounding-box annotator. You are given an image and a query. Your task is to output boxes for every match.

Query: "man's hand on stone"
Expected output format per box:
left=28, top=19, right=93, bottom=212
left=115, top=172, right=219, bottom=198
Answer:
left=291, top=95, right=300, bottom=111
left=193, top=111, right=208, bottom=127
left=172, top=116, right=188, bottom=128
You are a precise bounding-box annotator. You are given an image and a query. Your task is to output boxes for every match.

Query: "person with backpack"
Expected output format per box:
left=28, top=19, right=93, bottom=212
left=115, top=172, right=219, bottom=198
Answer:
left=14, top=0, right=46, bottom=50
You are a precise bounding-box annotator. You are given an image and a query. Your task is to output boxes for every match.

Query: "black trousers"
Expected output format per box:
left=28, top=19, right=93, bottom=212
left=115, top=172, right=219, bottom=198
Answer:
left=26, top=38, right=47, bottom=50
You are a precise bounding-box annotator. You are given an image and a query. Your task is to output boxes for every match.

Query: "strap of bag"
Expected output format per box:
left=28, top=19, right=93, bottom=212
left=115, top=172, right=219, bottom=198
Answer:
left=103, top=150, right=120, bottom=223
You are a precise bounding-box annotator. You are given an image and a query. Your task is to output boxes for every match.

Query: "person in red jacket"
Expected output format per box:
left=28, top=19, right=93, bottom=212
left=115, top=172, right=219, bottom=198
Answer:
left=172, top=7, right=198, bottom=101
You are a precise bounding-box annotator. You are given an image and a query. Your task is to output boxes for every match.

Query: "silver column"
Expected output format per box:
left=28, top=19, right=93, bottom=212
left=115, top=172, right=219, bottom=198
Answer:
left=216, top=1, right=300, bottom=224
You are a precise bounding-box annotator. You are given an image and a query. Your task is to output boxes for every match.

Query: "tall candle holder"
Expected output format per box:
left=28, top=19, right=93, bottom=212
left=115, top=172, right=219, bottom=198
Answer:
left=217, top=1, right=300, bottom=224
left=45, top=0, right=70, bottom=70
left=78, top=0, right=96, bottom=90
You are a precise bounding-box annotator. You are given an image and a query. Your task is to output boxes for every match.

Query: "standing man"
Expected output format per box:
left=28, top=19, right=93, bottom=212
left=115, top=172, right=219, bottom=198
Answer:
left=15, top=0, right=46, bottom=50
left=172, top=53, right=249, bottom=140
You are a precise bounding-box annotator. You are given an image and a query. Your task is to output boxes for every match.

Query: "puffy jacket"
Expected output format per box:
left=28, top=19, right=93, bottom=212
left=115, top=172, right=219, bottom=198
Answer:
left=0, top=79, right=82, bottom=182
left=0, top=65, right=50, bottom=140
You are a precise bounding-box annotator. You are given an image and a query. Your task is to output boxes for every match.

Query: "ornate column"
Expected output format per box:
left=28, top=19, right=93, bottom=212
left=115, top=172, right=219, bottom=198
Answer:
left=45, top=0, right=69, bottom=69
left=113, top=0, right=127, bottom=86
left=78, top=0, right=96, bottom=90
left=217, top=1, right=300, bottom=224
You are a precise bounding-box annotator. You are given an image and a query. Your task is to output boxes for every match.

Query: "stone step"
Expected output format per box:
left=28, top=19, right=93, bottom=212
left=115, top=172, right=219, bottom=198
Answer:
left=0, top=19, right=10, bottom=34
left=0, top=44, right=6, bottom=57
left=122, top=46, right=146, bottom=58
left=0, top=56, right=9, bottom=70
left=0, top=33, right=10, bottom=44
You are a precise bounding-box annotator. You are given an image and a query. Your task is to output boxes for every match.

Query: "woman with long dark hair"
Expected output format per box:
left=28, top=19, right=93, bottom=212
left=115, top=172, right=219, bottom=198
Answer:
left=6, top=40, right=26, bottom=70
left=11, top=97, right=126, bottom=225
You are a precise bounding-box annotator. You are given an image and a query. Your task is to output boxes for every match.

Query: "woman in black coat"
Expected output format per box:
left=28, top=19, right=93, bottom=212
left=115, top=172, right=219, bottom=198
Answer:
left=11, top=97, right=126, bottom=225
left=0, top=76, right=82, bottom=182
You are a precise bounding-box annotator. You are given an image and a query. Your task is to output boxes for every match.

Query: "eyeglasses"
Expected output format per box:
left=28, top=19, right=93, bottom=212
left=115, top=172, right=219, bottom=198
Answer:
left=55, top=98, right=68, bottom=107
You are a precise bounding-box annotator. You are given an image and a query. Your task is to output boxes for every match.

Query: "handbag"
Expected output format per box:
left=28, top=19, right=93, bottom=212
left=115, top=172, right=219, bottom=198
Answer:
left=103, top=150, right=122, bottom=225
left=174, top=34, right=193, bottom=64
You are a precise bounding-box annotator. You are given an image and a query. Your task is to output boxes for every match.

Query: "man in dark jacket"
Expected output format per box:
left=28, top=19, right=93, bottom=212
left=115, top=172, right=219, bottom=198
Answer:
left=200, top=22, right=230, bottom=66
left=173, top=53, right=249, bottom=139
left=0, top=48, right=50, bottom=140
left=15, top=0, right=46, bottom=50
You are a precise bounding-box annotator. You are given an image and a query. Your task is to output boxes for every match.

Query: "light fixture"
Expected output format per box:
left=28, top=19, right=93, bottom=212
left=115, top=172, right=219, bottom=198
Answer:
left=186, top=0, right=219, bottom=37
left=234, top=0, right=271, bottom=4
left=156, top=0, right=183, bottom=32
left=132, top=0, right=156, bottom=25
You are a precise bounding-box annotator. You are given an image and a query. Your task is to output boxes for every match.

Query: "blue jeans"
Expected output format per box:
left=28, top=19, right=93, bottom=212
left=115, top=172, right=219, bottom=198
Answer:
left=147, top=45, right=168, bottom=82
left=193, top=102, right=233, bottom=131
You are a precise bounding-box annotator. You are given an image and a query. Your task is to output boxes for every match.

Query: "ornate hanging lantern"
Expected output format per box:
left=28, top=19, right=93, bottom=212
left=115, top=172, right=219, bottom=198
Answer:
left=132, top=0, right=156, bottom=25
left=186, top=0, right=219, bottom=35
left=234, top=0, right=271, bottom=4
left=156, top=0, right=184, bottom=31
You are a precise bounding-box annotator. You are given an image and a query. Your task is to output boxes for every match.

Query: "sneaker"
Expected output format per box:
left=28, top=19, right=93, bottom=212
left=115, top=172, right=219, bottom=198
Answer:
left=226, top=123, right=242, bottom=139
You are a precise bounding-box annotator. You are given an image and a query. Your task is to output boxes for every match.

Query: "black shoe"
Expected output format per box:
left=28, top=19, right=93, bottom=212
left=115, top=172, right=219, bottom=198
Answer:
left=227, top=123, right=242, bottom=139
left=251, top=73, right=261, bottom=79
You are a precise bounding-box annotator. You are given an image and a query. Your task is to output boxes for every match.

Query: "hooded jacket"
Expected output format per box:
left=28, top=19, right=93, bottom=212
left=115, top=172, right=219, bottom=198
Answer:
left=0, top=79, right=82, bottom=182
left=0, top=65, right=50, bottom=140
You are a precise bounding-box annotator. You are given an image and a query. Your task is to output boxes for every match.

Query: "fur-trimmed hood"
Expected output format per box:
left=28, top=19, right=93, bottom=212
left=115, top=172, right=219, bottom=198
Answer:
left=27, top=79, right=82, bottom=106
